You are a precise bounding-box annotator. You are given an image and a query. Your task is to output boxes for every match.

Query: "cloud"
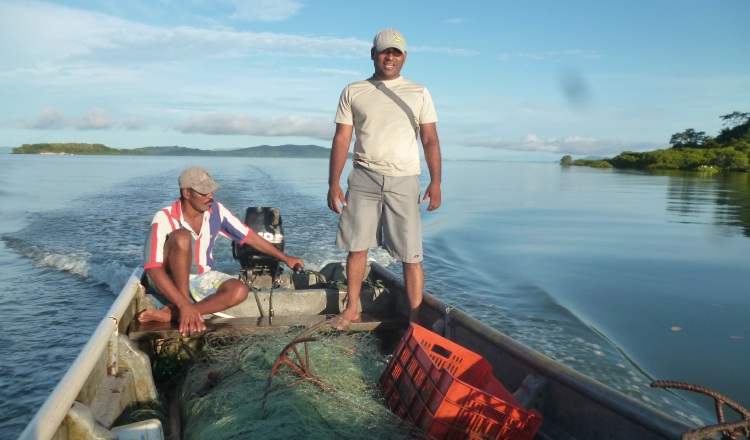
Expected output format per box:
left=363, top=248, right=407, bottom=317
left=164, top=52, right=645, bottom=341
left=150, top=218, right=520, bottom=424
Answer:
left=411, top=46, right=480, bottom=56
left=498, top=50, right=601, bottom=62
left=76, top=108, right=117, bottom=130
left=464, top=134, right=650, bottom=156
left=0, top=2, right=478, bottom=69
left=229, top=0, right=304, bottom=21
left=19, top=107, right=146, bottom=131
left=0, top=1, right=368, bottom=72
left=124, top=118, right=149, bottom=130
left=445, top=18, right=466, bottom=24
left=294, top=66, right=362, bottom=76
left=176, top=113, right=333, bottom=140
left=23, top=107, right=66, bottom=129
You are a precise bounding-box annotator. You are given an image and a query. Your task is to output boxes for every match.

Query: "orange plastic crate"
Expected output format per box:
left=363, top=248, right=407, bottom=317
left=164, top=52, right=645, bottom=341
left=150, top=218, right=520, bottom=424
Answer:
left=380, top=323, right=542, bottom=439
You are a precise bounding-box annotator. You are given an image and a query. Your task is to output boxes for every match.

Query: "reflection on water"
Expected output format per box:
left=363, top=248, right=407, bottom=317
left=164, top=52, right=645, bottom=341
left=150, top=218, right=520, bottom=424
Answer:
left=430, top=163, right=750, bottom=425
left=659, top=170, right=750, bottom=237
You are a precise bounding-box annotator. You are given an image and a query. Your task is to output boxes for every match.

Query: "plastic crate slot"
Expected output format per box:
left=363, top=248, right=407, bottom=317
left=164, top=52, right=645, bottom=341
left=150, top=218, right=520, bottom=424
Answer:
left=430, top=343, right=452, bottom=360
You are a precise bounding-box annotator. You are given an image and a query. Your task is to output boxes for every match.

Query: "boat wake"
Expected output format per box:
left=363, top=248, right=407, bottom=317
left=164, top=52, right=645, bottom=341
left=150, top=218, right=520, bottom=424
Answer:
left=1, top=236, right=134, bottom=294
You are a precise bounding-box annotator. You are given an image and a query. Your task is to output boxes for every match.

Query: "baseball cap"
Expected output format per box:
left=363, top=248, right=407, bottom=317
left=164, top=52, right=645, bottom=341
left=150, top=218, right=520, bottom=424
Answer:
left=373, top=28, right=406, bottom=53
left=178, top=167, right=221, bottom=194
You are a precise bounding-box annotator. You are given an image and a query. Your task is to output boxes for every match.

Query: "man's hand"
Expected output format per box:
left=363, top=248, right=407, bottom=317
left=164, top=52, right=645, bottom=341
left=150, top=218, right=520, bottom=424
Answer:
left=422, top=181, right=442, bottom=211
left=177, top=303, right=206, bottom=337
left=328, top=183, right=347, bottom=214
left=285, top=256, right=305, bottom=273
left=328, top=123, right=352, bottom=214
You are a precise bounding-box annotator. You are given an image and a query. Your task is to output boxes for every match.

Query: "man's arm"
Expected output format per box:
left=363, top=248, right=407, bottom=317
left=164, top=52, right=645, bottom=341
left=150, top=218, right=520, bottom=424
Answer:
left=328, top=123, right=354, bottom=214
left=420, top=122, right=442, bottom=211
left=241, top=232, right=304, bottom=272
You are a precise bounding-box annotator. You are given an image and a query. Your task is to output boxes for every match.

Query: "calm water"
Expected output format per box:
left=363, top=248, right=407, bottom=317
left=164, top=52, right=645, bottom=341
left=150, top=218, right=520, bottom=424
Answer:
left=2, top=154, right=749, bottom=437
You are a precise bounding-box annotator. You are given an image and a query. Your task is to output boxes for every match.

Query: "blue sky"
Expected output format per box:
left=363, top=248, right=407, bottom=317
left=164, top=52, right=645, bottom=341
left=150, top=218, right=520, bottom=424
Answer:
left=1, top=0, right=748, bottom=160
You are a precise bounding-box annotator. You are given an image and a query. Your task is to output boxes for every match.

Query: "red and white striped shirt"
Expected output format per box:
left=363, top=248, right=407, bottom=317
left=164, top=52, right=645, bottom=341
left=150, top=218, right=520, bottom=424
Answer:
left=143, top=199, right=252, bottom=274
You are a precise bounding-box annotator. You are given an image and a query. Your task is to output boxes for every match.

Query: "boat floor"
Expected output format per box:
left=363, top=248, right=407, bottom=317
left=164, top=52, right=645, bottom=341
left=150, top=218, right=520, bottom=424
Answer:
left=129, top=313, right=409, bottom=340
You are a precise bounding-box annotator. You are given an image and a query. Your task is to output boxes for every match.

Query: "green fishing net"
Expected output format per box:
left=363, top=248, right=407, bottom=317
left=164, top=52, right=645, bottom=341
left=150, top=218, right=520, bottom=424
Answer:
left=179, top=326, right=422, bottom=440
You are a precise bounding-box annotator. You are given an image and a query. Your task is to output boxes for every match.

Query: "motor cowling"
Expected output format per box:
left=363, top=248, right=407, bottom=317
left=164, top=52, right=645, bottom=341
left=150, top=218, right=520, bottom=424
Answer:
left=233, top=207, right=285, bottom=278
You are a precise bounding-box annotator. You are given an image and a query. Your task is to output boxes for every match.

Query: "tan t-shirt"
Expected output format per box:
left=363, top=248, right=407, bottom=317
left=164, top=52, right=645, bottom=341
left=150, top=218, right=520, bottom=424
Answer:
left=334, top=76, right=438, bottom=176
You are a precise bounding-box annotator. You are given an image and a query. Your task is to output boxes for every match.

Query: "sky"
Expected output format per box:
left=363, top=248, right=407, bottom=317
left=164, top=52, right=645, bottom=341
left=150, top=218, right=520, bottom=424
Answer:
left=1, top=0, right=748, bottom=161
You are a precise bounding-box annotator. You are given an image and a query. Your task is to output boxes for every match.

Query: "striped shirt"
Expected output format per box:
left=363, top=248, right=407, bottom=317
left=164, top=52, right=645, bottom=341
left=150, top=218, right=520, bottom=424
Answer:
left=143, top=199, right=252, bottom=274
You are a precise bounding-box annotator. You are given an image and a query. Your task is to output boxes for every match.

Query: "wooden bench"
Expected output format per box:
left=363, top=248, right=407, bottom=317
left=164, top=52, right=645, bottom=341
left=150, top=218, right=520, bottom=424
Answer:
left=128, top=313, right=408, bottom=341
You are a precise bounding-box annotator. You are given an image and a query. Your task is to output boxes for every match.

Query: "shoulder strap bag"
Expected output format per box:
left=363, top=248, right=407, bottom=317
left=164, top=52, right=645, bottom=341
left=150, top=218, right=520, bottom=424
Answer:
left=367, top=78, right=419, bottom=138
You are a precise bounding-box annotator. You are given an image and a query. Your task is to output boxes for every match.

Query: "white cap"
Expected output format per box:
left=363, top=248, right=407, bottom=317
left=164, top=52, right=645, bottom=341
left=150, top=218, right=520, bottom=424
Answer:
left=373, top=28, right=406, bottom=52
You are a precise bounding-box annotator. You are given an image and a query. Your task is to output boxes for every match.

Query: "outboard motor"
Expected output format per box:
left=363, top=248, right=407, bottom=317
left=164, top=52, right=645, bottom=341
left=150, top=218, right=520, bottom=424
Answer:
left=233, top=207, right=285, bottom=281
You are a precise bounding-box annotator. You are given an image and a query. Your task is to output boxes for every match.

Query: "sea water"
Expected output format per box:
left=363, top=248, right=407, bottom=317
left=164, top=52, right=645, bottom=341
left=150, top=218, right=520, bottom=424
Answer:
left=2, top=154, right=749, bottom=437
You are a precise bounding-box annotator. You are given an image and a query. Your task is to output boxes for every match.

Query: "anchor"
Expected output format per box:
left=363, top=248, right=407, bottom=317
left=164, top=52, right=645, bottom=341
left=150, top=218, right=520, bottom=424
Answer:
left=651, top=380, right=750, bottom=440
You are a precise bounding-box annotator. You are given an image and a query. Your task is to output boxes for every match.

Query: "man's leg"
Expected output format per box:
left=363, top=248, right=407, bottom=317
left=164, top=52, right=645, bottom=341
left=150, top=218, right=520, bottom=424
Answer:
left=190, top=278, right=248, bottom=316
left=403, top=261, right=424, bottom=323
left=138, top=229, right=193, bottom=323
left=140, top=229, right=248, bottom=323
left=381, top=174, right=424, bottom=323
left=335, top=249, right=368, bottom=329
left=139, top=276, right=248, bottom=323
left=165, top=229, right=192, bottom=297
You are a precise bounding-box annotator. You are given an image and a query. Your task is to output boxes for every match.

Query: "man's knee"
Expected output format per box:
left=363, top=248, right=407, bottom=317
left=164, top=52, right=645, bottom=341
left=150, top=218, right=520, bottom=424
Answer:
left=167, top=229, right=192, bottom=247
left=220, top=279, right=249, bottom=305
left=164, top=229, right=193, bottom=257
left=163, top=229, right=193, bottom=271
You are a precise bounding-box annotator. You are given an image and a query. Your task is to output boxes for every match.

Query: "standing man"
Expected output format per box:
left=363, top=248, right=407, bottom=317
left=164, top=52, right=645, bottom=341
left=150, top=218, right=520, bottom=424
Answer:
left=141, top=167, right=304, bottom=336
left=327, top=28, right=442, bottom=329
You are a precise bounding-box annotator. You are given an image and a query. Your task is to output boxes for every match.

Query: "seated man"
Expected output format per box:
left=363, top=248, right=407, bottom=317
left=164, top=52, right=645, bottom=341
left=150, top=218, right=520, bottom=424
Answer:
left=139, top=167, right=304, bottom=336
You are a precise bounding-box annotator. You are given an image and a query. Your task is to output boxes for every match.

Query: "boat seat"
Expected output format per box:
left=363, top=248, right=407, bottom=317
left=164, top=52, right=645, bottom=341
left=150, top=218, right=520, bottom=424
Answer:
left=128, top=313, right=409, bottom=341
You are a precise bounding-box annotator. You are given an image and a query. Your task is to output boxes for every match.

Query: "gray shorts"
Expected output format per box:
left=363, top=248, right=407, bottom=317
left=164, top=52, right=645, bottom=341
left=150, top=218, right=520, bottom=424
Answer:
left=336, top=166, right=423, bottom=263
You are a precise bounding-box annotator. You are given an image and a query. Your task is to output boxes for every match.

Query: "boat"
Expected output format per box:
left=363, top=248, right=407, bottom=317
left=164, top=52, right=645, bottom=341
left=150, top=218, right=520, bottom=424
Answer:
left=17, top=207, right=733, bottom=440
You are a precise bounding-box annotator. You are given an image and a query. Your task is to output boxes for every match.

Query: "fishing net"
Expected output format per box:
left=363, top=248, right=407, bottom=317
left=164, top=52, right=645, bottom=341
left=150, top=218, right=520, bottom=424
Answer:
left=179, top=323, right=422, bottom=440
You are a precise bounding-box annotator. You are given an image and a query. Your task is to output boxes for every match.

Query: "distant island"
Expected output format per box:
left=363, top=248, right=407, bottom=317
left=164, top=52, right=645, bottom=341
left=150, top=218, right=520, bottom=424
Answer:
left=561, top=111, right=750, bottom=172
left=11, top=143, right=333, bottom=158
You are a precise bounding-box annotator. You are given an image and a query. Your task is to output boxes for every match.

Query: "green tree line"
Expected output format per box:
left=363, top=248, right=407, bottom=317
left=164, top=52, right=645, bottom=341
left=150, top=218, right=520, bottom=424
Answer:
left=11, top=143, right=332, bottom=158
left=12, top=143, right=147, bottom=155
left=561, top=111, right=750, bottom=172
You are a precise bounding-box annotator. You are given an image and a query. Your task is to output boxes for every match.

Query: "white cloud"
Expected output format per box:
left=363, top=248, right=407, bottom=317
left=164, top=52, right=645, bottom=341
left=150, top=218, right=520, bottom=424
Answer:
left=22, top=107, right=66, bottom=129
left=465, top=134, right=651, bottom=156
left=76, top=108, right=117, bottom=130
left=176, top=113, right=333, bottom=139
left=445, top=18, right=466, bottom=24
left=294, top=67, right=362, bottom=77
left=411, top=46, right=479, bottom=56
left=124, top=118, right=149, bottom=130
left=498, top=50, right=601, bottom=62
left=0, top=1, right=367, bottom=75
left=229, top=0, right=304, bottom=21
left=18, top=107, right=147, bottom=131
left=0, top=2, right=479, bottom=70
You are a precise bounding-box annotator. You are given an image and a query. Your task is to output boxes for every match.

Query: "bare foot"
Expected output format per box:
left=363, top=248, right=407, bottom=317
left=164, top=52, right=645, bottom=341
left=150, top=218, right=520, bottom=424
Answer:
left=137, top=306, right=173, bottom=323
left=332, top=309, right=360, bottom=331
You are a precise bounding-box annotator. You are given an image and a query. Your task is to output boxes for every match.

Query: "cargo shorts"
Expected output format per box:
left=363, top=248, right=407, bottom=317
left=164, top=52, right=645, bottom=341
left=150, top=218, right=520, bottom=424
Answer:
left=336, top=166, right=423, bottom=263
left=146, top=270, right=235, bottom=309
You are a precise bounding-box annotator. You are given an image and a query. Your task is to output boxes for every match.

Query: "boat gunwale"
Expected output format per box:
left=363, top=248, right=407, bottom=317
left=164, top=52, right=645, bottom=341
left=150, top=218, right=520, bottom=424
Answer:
left=18, top=267, right=144, bottom=440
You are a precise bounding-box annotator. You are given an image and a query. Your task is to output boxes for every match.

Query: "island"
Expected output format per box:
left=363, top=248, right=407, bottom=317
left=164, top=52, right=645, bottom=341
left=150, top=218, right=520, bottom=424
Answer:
left=11, top=143, right=333, bottom=158
left=561, top=111, right=750, bottom=172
